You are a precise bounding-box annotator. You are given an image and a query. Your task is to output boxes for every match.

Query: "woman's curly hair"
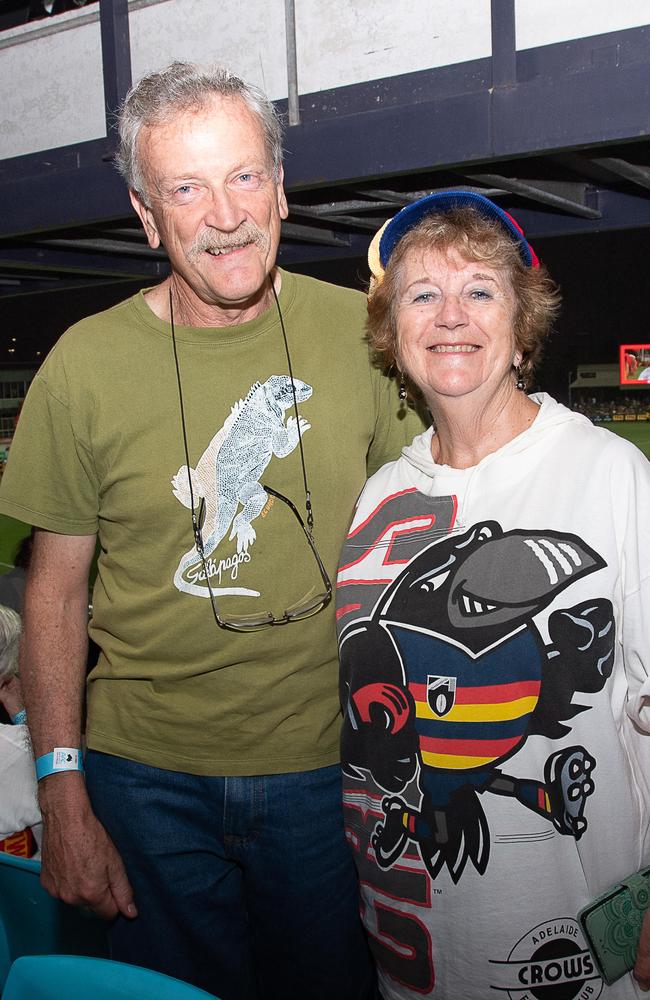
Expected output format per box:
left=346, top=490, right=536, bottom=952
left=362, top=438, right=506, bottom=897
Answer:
left=367, top=206, right=561, bottom=389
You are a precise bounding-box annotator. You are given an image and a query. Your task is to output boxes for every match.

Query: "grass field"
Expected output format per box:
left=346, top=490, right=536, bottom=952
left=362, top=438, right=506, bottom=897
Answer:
left=0, top=514, right=29, bottom=574
left=1, top=419, right=649, bottom=578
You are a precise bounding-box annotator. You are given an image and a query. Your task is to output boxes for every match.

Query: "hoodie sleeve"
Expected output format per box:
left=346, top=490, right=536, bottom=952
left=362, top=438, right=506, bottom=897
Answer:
left=623, top=572, right=650, bottom=731
left=616, top=441, right=650, bottom=732
left=0, top=725, right=40, bottom=839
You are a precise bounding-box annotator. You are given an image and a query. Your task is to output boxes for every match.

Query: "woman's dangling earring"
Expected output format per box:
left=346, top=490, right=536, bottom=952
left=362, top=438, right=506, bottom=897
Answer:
left=399, top=373, right=407, bottom=400
left=515, top=365, right=526, bottom=392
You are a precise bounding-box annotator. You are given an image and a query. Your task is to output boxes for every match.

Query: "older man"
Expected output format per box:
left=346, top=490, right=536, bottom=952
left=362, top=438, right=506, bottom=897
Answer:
left=0, top=62, right=422, bottom=999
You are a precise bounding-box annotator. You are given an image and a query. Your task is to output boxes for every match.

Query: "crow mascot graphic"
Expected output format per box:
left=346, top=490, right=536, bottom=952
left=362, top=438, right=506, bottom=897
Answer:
left=339, top=521, right=615, bottom=884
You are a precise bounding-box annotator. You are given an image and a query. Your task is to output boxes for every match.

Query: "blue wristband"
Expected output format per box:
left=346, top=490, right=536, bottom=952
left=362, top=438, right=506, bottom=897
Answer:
left=11, top=709, right=27, bottom=726
left=35, top=748, right=84, bottom=781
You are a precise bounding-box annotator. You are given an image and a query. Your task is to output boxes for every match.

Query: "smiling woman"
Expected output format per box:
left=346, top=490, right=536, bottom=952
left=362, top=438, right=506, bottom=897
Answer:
left=365, top=193, right=560, bottom=467
left=370, top=199, right=557, bottom=391
left=336, top=190, right=650, bottom=1000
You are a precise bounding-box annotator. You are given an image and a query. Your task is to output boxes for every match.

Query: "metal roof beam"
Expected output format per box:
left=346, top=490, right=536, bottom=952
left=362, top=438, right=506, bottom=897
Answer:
left=494, top=188, right=650, bottom=238
left=356, top=185, right=508, bottom=206
left=287, top=198, right=397, bottom=216
left=277, top=232, right=370, bottom=265
left=490, top=0, right=516, bottom=89
left=1, top=28, right=649, bottom=240
left=99, top=0, right=132, bottom=137
left=459, top=173, right=602, bottom=218
left=287, top=211, right=383, bottom=232
left=282, top=57, right=650, bottom=190
left=280, top=222, right=350, bottom=246
left=588, top=157, right=650, bottom=190
left=0, top=273, right=144, bottom=300
left=0, top=245, right=169, bottom=279
left=0, top=139, right=130, bottom=239
left=29, top=236, right=165, bottom=258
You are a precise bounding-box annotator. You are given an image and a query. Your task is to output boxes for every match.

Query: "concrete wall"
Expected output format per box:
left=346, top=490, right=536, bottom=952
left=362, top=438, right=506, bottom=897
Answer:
left=515, top=0, right=650, bottom=50
left=0, top=0, right=648, bottom=160
left=0, top=8, right=104, bottom=158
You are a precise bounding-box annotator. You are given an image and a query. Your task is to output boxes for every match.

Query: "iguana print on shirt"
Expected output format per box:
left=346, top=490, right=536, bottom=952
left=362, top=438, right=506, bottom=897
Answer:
left=172, top=375, right=312, bottom=598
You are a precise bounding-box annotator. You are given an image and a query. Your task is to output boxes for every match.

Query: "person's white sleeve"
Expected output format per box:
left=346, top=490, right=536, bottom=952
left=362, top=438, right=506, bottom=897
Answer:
left=617, top=442, right=650, bottom=732
left=0, top=724, right=41, bottom=838
left=623, top=573, right=650, bottom=732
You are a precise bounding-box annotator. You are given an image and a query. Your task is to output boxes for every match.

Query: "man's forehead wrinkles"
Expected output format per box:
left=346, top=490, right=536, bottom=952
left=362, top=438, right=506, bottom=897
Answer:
left=140, top=133, right=272, bottom=184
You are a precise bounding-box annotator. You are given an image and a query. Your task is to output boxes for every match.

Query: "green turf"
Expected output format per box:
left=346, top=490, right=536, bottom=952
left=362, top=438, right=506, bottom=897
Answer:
left=0, top=514, right=30, bottom=574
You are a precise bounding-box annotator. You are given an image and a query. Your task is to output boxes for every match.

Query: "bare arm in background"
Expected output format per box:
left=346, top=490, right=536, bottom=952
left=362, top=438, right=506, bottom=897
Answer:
left=635, top=910, right=650, bottom=991
left=21, top=529, right=137, bottom=921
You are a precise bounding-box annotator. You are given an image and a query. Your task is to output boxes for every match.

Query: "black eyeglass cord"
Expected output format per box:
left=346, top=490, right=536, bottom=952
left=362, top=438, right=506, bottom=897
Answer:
left=169, top=276, right=314, bottom=538
left=270, top=279, right=313, bottom=530
left=169, top=290, right=204, bottom=553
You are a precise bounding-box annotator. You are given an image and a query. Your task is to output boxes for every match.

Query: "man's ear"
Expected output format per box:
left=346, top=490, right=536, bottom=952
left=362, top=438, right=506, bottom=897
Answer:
left=129, top=189, right=162, bottom=250
left=276, top=166, right=289, bottom=221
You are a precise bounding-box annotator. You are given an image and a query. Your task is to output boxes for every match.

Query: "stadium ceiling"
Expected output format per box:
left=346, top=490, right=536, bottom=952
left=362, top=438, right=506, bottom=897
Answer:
left=0, top=0, right=649, bottom=298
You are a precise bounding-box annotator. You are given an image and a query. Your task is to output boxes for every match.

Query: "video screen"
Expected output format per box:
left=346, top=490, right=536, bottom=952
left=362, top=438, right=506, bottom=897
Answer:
left=620, top=345, right=650, bottom=385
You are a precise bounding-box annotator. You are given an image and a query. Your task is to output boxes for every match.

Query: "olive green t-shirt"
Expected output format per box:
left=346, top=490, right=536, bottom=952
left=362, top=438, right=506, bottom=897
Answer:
left=0, top=271, right=423, bottom=774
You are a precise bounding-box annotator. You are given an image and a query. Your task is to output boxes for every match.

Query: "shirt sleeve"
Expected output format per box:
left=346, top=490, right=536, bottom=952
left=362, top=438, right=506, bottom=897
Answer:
left=366, top=361, right=428, bottom=478
left=0, top=725, right=40, bottom=839
left=0, top=347, right=99, bottom=535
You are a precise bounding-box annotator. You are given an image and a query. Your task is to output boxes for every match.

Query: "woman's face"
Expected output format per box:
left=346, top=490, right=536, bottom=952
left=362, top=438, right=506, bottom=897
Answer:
left=395, top=245, right=521, bottom=407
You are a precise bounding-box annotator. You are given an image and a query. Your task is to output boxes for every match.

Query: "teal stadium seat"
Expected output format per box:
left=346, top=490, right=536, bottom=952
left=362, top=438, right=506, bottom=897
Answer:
left=0, top=852, right=109, bottom=991
left=1, top=955, right=220, bottom=999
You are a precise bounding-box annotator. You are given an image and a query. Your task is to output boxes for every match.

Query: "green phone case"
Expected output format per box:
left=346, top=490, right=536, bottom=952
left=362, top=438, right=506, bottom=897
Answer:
left=578, top=867, right=650, bottom=985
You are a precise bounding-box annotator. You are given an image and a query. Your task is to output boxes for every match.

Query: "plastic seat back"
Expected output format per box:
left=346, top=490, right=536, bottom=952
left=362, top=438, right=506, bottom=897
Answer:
left=0, top=853, right=108, bottom=990
left=2, top=954, right=220, bottom=999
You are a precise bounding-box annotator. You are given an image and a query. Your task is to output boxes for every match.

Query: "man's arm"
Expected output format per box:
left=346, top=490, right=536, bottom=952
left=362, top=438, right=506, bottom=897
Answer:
left=22, top=529, right=137, bottom=921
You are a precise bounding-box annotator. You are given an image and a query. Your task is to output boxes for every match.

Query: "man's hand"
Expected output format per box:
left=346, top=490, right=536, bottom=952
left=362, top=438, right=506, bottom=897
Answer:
left=18, top=530, right=134, bottom=920
left=39, top=776, right=137, bottom=922
left=634, top=907, right=650, bottom=991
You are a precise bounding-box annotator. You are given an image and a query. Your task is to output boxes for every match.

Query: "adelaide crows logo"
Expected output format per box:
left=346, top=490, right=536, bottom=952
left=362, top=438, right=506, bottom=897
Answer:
left=339, top=520, right=615, bottom=884
left=427, top=676, right=456, bottom=717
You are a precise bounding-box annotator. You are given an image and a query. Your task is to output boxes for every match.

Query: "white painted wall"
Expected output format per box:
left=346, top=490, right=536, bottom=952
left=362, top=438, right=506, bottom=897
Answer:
left=128, top=0, right=288, bottom=101
left=127, top=0, right=492, bottom=99
left=0, top=0, right=648, bottom=161
left=0, top=8, right=105, bottom=159
left=294, top=0, right=491, bottom=94
left=516, top=0, right=650, bottom=51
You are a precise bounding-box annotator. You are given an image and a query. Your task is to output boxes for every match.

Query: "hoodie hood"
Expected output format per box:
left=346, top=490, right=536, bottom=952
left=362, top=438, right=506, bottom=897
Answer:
left=400, top=393, right=592, bottom=519
left=402, top=393, right=583, bottom=477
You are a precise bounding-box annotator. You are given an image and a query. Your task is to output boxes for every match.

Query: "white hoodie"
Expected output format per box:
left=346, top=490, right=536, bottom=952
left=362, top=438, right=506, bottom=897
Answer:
left=337, top=394, right=650, bottom=1000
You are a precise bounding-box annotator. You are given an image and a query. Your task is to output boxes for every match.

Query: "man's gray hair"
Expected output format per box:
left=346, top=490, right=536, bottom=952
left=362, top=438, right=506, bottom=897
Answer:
left=116, top=61, right=284, bottom=202
left=0, top=605, right=21, bottom=681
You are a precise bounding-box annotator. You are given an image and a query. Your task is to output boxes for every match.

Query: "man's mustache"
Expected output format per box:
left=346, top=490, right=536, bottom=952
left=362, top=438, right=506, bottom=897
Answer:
left=188, top=222, right=267, bottom=258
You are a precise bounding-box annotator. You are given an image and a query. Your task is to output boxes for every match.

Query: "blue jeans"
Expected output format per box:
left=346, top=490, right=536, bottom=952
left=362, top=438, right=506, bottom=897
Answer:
left=85, top=752, right=375, bottom=1000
